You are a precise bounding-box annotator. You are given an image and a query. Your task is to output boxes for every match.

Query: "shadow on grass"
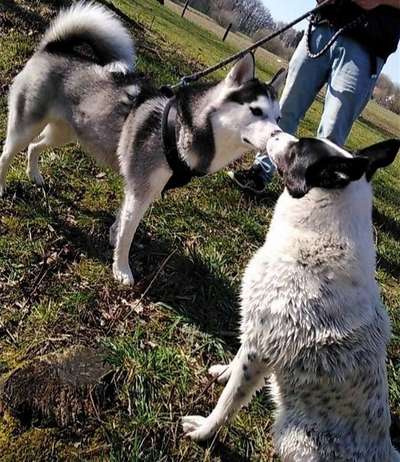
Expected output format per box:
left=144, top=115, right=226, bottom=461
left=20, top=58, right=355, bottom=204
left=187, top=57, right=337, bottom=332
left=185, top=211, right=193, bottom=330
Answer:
left=377, top=254, right=400, bottom=281
left=373, top=207, right=400, bottom=243
left=3, top=180, right=250, bottom=459
left=8, top=176, right=399, bottom=342
left=209, top=442, right=253, bottom=462
left=138, top=235, right=241, bottom=344
left=1, top=0, right=48, bottom=32
left=372, top=204, right=400, bottom=281
left=374, top=181, right=400, bottom=209
left=6, top=181, right=241, bottom=352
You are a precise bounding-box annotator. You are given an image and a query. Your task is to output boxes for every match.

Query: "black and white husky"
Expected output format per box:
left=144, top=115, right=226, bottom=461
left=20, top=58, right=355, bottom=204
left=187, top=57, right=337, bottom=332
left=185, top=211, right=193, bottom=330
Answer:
left=183, top=135, right=400, bottom=461
left=0, top=2, right=285, bottom=284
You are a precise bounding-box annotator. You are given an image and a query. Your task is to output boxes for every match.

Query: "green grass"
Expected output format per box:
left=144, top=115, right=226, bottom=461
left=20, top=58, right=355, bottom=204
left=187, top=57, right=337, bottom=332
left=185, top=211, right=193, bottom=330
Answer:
left=0, top=0, right=399, bottom=460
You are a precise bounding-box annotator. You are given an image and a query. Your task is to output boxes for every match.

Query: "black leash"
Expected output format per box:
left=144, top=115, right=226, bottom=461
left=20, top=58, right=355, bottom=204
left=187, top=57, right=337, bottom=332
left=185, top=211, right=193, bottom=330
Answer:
left=171, top=0, right=336, bottom=89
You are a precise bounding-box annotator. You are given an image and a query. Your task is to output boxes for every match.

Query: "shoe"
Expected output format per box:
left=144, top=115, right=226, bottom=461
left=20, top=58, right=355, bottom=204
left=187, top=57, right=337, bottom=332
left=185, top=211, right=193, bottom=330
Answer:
left=227, top=164, right=270, bottom=195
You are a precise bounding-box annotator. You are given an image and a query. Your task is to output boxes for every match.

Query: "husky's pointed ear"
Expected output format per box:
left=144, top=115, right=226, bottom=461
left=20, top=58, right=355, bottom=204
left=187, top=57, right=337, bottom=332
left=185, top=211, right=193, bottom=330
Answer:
left=268, top=68, right=287, bottom=92
left=354, top=139, right=400, bottom=181
left=226, top=53, right=255, bottom=87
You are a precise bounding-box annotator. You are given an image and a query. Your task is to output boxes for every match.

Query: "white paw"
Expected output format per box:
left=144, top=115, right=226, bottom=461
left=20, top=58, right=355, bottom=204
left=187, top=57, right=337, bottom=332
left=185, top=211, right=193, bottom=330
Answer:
left=27, top=169, right=44, bottom=186
left=209, top=364, right=230, bottom=384
left=182, top=415, right=216, bottom=441
left=112, top=263, right=135, bottom=285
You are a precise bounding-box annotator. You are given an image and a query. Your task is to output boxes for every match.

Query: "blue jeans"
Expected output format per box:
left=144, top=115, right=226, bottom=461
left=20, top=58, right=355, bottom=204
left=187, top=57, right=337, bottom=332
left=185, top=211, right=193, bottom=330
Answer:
left=255, top=25, right=384, bottom=183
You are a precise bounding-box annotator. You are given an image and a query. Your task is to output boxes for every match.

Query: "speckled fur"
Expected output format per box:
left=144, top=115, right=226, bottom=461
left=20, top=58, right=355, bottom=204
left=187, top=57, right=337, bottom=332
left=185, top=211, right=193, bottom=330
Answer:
left=183, top=143, right=399, bottom=461
left=240, top=182, right=397, bottom=461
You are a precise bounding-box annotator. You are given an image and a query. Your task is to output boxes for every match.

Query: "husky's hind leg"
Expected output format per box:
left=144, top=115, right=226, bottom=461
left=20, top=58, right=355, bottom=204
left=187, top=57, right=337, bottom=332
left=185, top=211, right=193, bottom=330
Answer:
left=0, top=87, right=48, bottom=196
left=0, top=121, right=46, bottom=196
left=26, top=122, right=75, bottom=186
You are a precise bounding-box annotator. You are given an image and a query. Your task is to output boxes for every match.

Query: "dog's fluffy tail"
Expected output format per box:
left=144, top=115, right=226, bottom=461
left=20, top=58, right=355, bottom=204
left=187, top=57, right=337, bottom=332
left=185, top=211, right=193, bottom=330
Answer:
left=39, top=1, right=135, bottom=74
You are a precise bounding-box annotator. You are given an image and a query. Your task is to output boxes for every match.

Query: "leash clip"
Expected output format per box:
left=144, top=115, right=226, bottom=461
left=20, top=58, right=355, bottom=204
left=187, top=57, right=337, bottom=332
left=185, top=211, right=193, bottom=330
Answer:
left=180, top=76, right=192, bottom=87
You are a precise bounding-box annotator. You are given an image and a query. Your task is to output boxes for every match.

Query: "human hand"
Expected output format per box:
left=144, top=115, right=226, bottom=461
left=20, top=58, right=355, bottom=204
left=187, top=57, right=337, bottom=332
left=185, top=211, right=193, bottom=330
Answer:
left=352, top=0, right=383, bottom=10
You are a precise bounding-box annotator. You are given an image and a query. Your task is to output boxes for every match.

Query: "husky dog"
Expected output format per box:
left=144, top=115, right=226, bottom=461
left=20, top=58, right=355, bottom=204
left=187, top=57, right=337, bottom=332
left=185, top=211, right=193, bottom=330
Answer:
left=0, top=2, right=285, bottom=285
left=183, top=135, right=400, bottom=462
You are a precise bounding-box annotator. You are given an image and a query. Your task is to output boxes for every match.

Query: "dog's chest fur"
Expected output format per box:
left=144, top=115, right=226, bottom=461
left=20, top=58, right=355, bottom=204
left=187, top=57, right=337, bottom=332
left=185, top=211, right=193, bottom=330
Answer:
left=240, top=182, right=394, bottom=460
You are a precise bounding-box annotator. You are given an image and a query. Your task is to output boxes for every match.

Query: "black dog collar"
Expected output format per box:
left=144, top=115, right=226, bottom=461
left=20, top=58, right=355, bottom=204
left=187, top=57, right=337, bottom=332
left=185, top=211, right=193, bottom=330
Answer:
left=161, top=96, right=205, bottom=191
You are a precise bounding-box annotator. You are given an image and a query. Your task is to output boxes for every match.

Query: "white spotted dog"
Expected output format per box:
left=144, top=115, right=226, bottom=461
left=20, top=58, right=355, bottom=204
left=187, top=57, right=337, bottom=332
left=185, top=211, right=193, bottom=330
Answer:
left=183, top=135, right=400, bottom=462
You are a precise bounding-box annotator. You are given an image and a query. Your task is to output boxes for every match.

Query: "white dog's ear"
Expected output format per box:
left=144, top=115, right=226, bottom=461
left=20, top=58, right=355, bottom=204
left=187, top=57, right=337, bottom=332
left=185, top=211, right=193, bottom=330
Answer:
left=268, top=68, right=287, bottom=92
left=226, top=53, right=255, bottom=87
left=354, top=139, right=400, bottom=181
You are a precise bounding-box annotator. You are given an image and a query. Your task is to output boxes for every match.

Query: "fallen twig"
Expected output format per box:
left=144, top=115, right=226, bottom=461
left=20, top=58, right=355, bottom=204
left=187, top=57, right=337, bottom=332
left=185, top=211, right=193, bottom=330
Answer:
left=122, top=249, right=177, bottom=321
left=186, top=366, right=227, bottom=410
left=0, top=318, right=17, bottom=343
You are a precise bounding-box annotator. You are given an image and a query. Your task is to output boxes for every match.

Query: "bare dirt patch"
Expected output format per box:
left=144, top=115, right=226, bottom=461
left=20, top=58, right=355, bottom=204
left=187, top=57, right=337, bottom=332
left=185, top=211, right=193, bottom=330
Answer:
left=0, top=346, right=113, bottom=427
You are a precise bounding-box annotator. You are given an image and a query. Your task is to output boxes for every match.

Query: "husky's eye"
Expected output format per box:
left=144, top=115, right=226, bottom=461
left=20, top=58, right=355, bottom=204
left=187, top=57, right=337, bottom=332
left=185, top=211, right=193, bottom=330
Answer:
left=276, top=116, right=281, bottom=123
left=250, top=107, right=263, bottom=117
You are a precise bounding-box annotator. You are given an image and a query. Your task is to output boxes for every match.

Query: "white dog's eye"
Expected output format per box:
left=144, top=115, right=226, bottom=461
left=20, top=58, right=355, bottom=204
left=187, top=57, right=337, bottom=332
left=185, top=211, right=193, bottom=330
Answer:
left=250, top=107, right=263, bottom=117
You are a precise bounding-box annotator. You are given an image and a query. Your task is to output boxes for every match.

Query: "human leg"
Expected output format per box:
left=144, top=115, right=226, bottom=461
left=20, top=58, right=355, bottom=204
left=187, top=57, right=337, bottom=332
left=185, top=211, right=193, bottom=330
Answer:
left=317, top=36, right=384, bottom=145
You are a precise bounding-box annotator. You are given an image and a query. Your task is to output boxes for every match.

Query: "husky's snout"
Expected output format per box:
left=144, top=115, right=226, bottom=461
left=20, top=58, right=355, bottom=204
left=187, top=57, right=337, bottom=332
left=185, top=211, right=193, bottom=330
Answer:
left=241, top=122, right=283, bottom=152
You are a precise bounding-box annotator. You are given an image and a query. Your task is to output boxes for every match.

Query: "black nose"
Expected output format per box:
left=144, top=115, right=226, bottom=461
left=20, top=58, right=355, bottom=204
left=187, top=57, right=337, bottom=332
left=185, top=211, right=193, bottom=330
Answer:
left=271, top=130, right=281, bottom=138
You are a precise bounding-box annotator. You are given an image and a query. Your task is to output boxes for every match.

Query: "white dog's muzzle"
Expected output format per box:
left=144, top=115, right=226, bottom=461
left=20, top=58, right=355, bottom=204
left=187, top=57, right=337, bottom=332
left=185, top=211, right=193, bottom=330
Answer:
left=267, top=132, right=298, bottom=169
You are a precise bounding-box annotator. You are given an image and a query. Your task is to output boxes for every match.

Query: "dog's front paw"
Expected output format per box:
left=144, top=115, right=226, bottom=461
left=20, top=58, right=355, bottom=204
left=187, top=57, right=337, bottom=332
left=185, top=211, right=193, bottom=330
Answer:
left=209, top=364, right=230, bottom=384
left=182, top=415, right=217, bottom=441
left=113, top=263, right=135, bottom=285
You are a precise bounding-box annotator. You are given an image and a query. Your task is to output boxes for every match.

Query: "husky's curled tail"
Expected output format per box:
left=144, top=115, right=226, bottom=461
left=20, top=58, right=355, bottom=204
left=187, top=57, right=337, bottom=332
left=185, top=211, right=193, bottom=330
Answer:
left=0, top=1, right=137, bottom=196
left=39, top=1, right=136, bottom=73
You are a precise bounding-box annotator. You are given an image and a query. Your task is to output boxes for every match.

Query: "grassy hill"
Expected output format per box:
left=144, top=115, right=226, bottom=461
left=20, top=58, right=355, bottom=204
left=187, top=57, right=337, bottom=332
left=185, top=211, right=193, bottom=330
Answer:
left=0, top=0, right=399, bottom=460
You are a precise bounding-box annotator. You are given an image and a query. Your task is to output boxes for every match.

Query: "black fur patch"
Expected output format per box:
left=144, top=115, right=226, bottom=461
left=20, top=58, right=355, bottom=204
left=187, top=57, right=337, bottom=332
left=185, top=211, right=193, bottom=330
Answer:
left=133, top=109, right=162, bottom=154
left=279, top=138, right=400, bottom=198
left=45, top=33, right=109, bottom=65
left=16, top=92, right=26, bottom=120
left=281, top=138, right=368, bottom=198
left=226, top=79, right=277, bottom=105
left=191, top=111, right=216, bottom=173
left=175, top=82, right=217, bottom=172
left=176, top=82, right=216, bottom=130
left=115, top=73, right=161, bottom=110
